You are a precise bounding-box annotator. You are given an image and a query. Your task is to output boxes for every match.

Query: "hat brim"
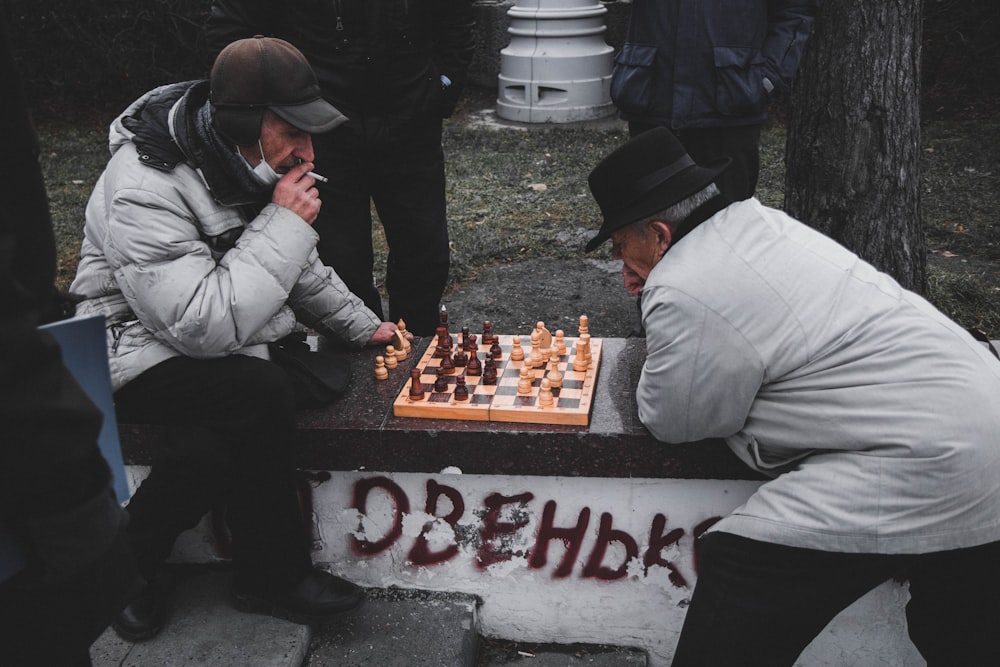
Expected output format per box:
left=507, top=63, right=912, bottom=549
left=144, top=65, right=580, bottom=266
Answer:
left=584, top=156, right=731, bottom=252
left=271, top=97, right=348, bottom=135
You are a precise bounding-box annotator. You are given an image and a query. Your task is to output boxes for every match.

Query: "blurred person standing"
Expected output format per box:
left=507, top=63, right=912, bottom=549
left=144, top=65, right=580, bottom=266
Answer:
left=0, top=4, right=142, bottom=664
left=206, top=0, right=477, bottom=336
left=610, top=0, right=819, bottom=201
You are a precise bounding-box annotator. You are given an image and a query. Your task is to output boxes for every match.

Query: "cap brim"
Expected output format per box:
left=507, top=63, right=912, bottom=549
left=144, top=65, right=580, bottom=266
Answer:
left=271, top=97, right=348, bottom=134
left=584, top=157, right=731, bottom=252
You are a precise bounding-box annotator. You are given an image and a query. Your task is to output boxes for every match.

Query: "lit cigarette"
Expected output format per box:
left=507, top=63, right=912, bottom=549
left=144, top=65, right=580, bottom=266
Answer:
left=307, top=171, right=329, bottom=183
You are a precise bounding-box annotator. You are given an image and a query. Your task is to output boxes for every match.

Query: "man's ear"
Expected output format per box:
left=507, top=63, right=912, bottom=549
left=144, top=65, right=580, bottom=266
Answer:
left=649, top=220, right=673, bottom=254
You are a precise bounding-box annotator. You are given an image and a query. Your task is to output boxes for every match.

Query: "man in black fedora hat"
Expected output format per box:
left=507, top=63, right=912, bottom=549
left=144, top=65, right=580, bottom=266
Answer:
left=586, top=128, right=1000, bottom=665
left=70, top=36, right=407, bottom=641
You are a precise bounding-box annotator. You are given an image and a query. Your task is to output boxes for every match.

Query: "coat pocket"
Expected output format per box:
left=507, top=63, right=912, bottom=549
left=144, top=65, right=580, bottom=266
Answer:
left=713, top=46, right=768, bottom=117
left=611, top=43, right=658, bottom=116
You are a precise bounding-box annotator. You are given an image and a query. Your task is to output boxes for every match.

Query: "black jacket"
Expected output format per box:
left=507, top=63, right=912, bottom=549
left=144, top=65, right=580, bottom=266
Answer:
left=206, top=0, right=477, bottom=121
left=1, top=5, right=142, bottom=662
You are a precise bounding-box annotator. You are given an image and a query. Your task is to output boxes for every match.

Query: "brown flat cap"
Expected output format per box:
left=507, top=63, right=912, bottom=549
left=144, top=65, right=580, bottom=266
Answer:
left=210, top=36, right=346, bottom=146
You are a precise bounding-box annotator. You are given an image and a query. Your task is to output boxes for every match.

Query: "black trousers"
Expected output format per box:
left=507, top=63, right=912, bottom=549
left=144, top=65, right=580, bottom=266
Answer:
left=113, top=355, right=312, bottom=588
left=629, top=121, right=762, bottom=203
left=671, top=532, right=1000, bottom=666
left=313, top=115, right=450, bottom=336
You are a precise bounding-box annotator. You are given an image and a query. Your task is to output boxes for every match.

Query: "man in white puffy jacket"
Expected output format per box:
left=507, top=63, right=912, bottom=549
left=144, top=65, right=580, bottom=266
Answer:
left=585, top=128, right=1000, bottom=665
left=71, top=37, right=402, bottom=641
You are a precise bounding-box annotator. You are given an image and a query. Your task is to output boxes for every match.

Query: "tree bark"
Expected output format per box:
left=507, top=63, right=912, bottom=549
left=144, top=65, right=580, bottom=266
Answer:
left=785, top=0, right=925, bottom=293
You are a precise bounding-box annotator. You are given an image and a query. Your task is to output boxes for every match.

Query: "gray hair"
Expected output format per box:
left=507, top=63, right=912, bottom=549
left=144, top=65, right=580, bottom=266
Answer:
left=631, top=183, right=720, bottom=233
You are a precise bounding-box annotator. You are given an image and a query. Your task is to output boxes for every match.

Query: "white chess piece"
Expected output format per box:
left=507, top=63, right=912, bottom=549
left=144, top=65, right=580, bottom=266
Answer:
left=374, top=355, right=389, bottom=380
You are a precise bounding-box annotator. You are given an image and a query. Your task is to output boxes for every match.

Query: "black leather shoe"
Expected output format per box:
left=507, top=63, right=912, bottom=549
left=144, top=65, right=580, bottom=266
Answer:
left=231, top=568, right=365, bottom=623
left=112, top=581, right=165, bottom=641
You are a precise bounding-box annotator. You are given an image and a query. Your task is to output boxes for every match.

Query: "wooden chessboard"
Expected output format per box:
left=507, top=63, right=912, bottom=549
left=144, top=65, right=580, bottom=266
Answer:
left=392, top=334, right=602, bottom=426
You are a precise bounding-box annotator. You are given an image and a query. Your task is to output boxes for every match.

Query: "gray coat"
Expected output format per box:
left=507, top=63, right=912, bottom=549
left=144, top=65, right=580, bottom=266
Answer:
left=71, top=86, right=381, bottom=391
left=638, top=199, right=1000, bottom=554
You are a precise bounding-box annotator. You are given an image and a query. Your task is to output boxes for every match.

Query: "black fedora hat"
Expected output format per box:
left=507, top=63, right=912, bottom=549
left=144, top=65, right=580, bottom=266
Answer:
left=210, top=36, right=347, bottom=146
left=585, top=128, right=730, bottom=252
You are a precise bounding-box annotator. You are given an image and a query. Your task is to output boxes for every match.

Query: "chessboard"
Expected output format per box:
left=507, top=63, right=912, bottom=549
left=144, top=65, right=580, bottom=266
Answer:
left=391, top=329, right=602, bottom=426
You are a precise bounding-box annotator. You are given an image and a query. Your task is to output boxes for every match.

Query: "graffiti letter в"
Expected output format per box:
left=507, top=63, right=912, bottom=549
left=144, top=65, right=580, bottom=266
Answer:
left=408, top=479, right=465, bottom=566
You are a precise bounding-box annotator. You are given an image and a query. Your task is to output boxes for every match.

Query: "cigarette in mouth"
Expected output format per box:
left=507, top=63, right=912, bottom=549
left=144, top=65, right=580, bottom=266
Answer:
left=307, top=171, right=329, bottom=183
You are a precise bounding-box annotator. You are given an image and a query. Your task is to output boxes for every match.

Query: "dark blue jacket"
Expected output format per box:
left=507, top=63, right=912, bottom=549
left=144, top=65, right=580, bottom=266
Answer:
left=611, top=0, right=819, bottom=129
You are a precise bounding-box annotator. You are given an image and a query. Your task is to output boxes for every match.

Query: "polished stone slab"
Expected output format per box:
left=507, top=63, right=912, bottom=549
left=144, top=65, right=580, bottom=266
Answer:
left=119, top=337, right=759, bottom=481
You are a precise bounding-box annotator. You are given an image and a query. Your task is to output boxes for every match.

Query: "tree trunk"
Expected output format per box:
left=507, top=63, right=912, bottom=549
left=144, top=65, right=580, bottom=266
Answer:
left=785, top=0, right=925, bottom=293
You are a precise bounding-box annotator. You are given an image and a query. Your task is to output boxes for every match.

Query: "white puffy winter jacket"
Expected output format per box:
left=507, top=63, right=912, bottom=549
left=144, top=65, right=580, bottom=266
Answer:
left=70, top=88, right=380, bottom=391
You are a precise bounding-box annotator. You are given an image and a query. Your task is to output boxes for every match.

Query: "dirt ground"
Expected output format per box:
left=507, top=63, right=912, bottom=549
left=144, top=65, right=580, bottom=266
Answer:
left=440, top=257, right=641, bottom=339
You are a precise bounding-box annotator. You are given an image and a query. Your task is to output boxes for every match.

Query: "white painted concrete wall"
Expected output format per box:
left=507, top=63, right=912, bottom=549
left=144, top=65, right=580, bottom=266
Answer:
left=134, top=466, right=926, bottom=666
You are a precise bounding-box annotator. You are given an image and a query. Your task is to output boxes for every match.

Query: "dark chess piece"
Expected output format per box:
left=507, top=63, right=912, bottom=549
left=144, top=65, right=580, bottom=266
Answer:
left=453, top=347, right=468, bottom=367
left=439, top=353, right=456, bottom=375
left=453, top=376, right=469, bottom=401
left=466, top=352, right=482, bottom=376
left=482, top=359, right=498, bottom=385
left=482, top=321, right=494, bottom=345
left=433, top=325, right=451, bottom=357
left=409, top=368, right=425, bottom=400
left=490, top=339, right=503, bottom=360
left=434, top=370, right=449, bottom=393
left=465, top=334, right=478, bottom=354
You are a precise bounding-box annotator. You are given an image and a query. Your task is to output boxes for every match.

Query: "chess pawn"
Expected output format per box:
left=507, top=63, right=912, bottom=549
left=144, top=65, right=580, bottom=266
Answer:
left=482, top=357, right=498, bottom=385
left=453, top=376, right=470, bottom=401
left=547, top=365, right=563, bottom=389
left=490, top=339, right=503, bottom=360
left=434, top=370, right=449, bottom=393
left=554, top=330, right=567, bottom=356
left=538, top=378, right=554, bottom=408
left=517, top=366, right=533, bottom=395
left=579, top=314, right=589, bottom=336
left=384, top=345, right=399, bottom=369
left=374, top=355, right=389, bottom=381
left=466, top=351, right=482, bottom=376
left=510, top=336, right=524, bottom=361
left=408, top=368, right=425, bottom=400
left=465, top=334, right=478, bottom=354
left=452, top=346, right=468, bottom=367
left=547, top=349, right=563, bottom=388
left=482, top=321, right=494, bottom=345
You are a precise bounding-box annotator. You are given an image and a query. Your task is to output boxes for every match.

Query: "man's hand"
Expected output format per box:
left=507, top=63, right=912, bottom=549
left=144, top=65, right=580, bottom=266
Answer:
left=367, top=322, right=413, bottom=346
left=272, top=161, right=321, bottom=224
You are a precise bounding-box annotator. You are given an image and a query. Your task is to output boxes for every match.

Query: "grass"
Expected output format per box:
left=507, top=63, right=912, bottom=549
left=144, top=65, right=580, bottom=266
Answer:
left=38, top=96, right=1000, bottom=335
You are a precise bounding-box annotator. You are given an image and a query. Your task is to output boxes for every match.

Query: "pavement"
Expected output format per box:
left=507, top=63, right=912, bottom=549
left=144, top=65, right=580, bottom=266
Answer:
left=89, top=566, right=647, bottom=666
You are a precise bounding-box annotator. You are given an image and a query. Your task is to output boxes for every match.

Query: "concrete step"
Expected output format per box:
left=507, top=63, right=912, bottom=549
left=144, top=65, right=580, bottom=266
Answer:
left=304, top=587, right=479, bottom=666
left=477, top=640, right=647, bottom=666
left=89, top=567, right=478, bottom=667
